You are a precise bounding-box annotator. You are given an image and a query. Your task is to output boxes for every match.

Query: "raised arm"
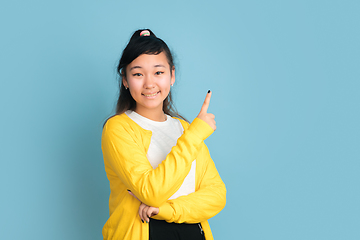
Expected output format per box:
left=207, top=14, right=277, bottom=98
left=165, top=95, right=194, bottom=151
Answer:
left=102, top=115, right=214, bottom=207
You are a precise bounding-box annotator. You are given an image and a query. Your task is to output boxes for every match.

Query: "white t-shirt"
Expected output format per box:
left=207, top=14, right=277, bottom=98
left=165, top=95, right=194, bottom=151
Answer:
left=125, top=110, right=196, bottom=200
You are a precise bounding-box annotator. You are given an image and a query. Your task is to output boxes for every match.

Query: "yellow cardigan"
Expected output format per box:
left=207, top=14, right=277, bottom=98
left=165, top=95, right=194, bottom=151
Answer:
left=101, top=113, right=226, bottom=239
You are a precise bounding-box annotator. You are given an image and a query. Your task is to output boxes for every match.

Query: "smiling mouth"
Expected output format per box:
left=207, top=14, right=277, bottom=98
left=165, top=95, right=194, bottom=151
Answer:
left=142, top=91, right=160, bottom=97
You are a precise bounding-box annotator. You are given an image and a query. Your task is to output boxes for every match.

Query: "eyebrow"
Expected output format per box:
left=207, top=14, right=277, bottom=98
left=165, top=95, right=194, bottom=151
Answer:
left=154, top=64, right=166, bottom=68
left=129, top=66, right=142, bottom=71
left=129, top=64, right=166, bottom=71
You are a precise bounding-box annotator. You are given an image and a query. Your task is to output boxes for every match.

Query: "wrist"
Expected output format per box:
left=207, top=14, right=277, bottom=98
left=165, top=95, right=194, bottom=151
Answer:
left=188, top=118, right=214, bottom=140
left=152, top=203, right=173, bottom=221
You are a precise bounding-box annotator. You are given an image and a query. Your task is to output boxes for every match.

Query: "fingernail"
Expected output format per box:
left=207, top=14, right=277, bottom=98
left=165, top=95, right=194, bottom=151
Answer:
left=127, top=189, right=131, bottom=192
left=208, top=90, right=211, bottom=93
left=146, top=221, right=148, bottom=224
left=141, top=219, right=144, bottom=223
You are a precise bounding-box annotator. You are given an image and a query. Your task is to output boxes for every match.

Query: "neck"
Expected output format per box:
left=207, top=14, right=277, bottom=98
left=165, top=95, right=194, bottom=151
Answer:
left=134, top=106, right=166, bottom=122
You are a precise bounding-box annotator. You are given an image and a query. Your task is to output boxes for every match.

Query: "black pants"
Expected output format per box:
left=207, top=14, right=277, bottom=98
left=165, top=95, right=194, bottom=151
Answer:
left=149, top=219, right=205, bottom=240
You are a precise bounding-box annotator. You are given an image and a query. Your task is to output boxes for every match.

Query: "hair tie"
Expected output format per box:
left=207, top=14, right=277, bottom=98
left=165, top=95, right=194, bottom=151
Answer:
left=140, top=30, right=150, bottom=37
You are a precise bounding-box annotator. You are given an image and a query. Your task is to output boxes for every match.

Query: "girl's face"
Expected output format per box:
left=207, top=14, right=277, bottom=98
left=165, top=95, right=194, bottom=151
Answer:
left=123, top=52, right=175, bottom=120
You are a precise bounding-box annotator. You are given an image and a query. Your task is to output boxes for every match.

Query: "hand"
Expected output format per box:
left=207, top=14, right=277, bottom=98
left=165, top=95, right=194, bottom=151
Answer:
left=128, top=190, right=159, bottom=223
left=197, top=90, right=216, bottom=131
left=138, top=203, right=159, bottom=223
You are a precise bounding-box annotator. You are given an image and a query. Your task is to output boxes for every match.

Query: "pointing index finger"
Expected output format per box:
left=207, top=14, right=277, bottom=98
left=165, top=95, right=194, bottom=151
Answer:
left=200, top=90, right=212, bottom=113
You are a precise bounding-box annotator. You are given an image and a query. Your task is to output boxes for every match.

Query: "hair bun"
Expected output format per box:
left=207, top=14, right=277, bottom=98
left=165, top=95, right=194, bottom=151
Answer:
left=140, top=30, right=151, bottom=37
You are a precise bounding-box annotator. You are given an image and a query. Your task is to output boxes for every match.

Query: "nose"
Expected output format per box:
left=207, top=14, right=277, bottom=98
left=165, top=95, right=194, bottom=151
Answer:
left=143, top=74, right=155, bottom=88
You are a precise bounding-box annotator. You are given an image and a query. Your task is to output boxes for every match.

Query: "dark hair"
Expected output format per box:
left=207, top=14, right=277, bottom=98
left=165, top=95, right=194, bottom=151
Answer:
left=114, top=29, right=187, bottom=121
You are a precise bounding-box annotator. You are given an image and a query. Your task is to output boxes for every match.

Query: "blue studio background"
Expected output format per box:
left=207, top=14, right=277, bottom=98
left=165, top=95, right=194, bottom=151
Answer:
left=1, top=0, right=359, bottom=239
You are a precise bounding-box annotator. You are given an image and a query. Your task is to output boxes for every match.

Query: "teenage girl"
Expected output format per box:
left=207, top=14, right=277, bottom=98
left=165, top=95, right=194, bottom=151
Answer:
left=101, top=29, right=226, bottom=240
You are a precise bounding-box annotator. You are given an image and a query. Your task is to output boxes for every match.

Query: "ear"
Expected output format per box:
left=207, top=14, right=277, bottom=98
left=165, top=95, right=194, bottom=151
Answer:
left=170, top=67, right=175, bottom=86
left=122, top=76, right=128, bottom=89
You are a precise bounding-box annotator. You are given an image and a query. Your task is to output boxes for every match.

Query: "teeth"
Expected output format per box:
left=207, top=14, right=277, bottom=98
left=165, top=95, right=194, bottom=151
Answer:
left=144, top=92, right=158, bottom=97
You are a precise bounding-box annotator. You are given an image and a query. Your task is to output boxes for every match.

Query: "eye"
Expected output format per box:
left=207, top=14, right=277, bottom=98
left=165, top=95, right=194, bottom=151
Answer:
left=132, top=73, right=142, bottom=77
left=155, top=71, right=164, bottom=75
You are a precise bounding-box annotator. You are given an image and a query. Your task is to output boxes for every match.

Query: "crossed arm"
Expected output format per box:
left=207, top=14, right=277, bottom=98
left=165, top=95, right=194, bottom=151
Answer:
left=130, top=143, right=226, bottom=224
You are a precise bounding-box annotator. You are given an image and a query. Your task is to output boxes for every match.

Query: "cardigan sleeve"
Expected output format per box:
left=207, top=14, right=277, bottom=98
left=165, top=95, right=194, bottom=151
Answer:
left=102, top=116, right=214, bottom=207
left=153, top=143, right=226, bottom=223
